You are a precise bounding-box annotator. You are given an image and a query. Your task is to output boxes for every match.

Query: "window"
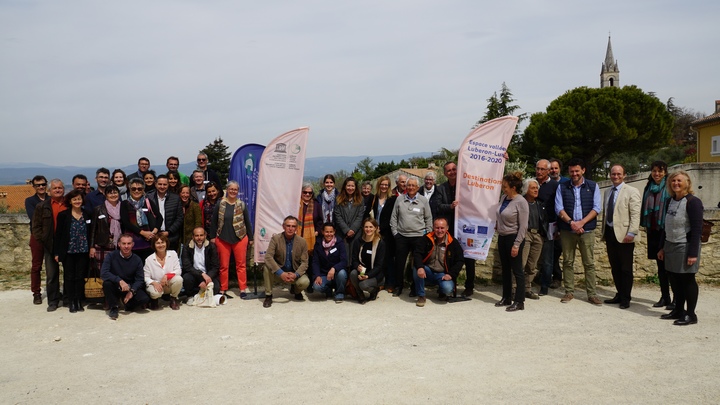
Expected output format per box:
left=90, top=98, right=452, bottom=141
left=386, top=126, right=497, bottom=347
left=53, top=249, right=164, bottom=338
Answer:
left=712, top=135, right=720, bottom=156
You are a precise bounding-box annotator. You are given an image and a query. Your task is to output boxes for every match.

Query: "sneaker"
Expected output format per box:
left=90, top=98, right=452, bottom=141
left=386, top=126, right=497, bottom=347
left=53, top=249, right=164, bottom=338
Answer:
left=416, top=296, right=426, bottom=307
left=588, top=296, right=603, bottom=306
left=560, top=293, right=574, bottom=303
left=108, top=307, right=119, bottom=320
left=33, top=295, right=42, bottom=305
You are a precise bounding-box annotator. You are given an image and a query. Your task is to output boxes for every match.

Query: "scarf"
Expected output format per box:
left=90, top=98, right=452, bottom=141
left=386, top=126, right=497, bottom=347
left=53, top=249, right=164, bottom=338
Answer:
left=117, top=184, right=128, bottom=201
left=299, top=200, right=316, bottom=252
left=217, top=198, right=247, bottom=239
left=641, top=177, right=670, bottom=231
left=322, top=236, right=337, bottom=255
left=321, top=189, right=338, bottom=223
left=129, top=195, right=149, bottom=227
left=104, top=200, right=122, bottom=247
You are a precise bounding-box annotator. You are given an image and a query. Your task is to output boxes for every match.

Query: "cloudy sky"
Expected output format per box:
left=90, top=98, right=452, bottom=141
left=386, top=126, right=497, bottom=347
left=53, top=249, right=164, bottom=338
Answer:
left=1, top=0, right=718, bottom=168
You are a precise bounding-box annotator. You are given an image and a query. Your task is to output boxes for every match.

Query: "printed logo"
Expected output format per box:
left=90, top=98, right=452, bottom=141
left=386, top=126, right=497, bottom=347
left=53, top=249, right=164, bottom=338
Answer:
left=260, top=228, right=266, bottom=237
left=275, top=143, right=287, bottom=153
left=462, top=224, right=476, bottom=234
left=477, top=226, right=488, bottom=235
left=289, top=144, right=301, bottom=154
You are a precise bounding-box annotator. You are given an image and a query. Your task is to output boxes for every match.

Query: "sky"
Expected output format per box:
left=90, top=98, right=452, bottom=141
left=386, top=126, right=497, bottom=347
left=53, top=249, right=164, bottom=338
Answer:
left=1, top=0, right=718, bottom=168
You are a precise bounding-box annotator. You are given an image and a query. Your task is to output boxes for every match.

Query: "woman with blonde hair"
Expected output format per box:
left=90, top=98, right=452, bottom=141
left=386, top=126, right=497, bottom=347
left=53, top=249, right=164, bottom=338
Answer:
left=349, top=218, right=386, bottom=304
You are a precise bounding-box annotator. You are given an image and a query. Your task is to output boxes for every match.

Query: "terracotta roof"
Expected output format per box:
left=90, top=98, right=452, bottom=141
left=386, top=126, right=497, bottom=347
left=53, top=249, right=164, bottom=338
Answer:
left=691, top=111, right=720, bottom=127
left=0, top=185, right=36, bottom=212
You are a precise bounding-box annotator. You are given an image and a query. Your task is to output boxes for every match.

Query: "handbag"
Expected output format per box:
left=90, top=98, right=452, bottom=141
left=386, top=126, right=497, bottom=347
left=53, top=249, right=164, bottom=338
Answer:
left=191, top=282, right=216, bottom=307
left=84, top=275, right=104, bottom=298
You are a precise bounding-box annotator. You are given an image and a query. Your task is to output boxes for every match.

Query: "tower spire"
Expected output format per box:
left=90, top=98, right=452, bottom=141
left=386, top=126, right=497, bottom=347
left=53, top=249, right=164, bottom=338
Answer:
left=600, top=34, right=619, bottom=88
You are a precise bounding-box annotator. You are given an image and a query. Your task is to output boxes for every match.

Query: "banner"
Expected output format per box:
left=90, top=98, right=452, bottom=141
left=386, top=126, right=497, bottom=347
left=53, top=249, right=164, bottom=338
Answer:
left=229, top=143, right=265, bottom=229
left=253, top=127, right=309, bottom=263
left=455, top=116, right=518, bottom=260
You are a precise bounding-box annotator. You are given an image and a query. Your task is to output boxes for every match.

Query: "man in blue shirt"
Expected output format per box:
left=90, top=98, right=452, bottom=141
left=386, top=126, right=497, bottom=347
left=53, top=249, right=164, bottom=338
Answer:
left=262, top=216, right=310, bottom=308
left=554, top=158, right=602, bottom=305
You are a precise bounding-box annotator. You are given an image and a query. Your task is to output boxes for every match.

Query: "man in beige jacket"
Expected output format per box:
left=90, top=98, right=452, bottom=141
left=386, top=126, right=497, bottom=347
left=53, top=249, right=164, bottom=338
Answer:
left=263, top=216, right=310, bottom=308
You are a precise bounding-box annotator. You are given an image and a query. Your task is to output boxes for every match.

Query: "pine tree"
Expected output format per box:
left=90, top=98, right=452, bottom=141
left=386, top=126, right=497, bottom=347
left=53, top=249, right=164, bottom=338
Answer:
left=200, top=137, right=231, bottom=188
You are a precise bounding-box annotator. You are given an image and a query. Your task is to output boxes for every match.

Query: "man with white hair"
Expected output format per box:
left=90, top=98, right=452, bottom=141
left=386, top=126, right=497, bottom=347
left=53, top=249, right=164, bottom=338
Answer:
left=420, top=171, right=441, bottom=219
left=392, top=174, right=407, bottom=197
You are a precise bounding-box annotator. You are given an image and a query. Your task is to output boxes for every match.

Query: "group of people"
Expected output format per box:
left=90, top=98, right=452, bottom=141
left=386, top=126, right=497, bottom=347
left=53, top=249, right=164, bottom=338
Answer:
left=25, top=154, right=705, bottom=325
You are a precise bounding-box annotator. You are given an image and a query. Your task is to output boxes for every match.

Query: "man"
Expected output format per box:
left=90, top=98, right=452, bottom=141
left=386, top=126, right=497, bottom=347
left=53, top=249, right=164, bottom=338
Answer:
left=101, top=233, right=150, bottom=320
left=31, top=179, right=66, bottom=311
left=196, top=153, right=221, bottom=186
left=25, top=175, right=47, bottom=304
left=166, top=156, right=190, bottom=186
left=189, top=170, right=206, bottom=203
left=555, top=158, right=602, bottom=305
left=548, top=158, right=568, bottom=288
left=71, top=174, right=88, bottom=195
left=549, top=158, right=570, bottom=184
left=436, top=161, right=477, bottom=296
left=85, top=168, right=110, bottom=211
left=390, top=176, right=432, bottom=296
left=420, top=171, right=441, bottom=219
left=534, top=159, right=559, bottom=296
left=412, top=218, right=464, bottom=307
left=391, top=174, right=407, bottom=196
left=262, top=216, right=310, bottom=308
left=147, top=174, right=184, bottom=250
left=182, top=227, right=221, bottom=298
left=127, top=157, right=150, bottom=182
left=602, top=165, right=641, bottom=309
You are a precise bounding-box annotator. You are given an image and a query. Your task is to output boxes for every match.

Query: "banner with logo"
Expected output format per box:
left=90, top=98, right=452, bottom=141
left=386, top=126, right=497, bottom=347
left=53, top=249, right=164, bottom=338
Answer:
left=229, top=143, right=265, bottom=229
left=455, top=116, right=518, bottom=260
left=253, top=127, right=309, bottom=263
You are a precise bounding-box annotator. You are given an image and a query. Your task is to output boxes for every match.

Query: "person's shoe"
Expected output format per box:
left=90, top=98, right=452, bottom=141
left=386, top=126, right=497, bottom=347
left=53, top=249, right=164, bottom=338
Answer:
left=108, top=307, right=119, bottom=320
left=69, top=301, right=78, bottom=313
left=462, top=288, right=474, bottom=297
left=560, top=293, right=574, bottom=303
left=369, top=290, right=379, bottom=301
left=408, top=290, right=417, bottom=298
left=494, top=298, right=511, bottom=307
left=588, top=296, right=602, bottom=306
left=33, top=295, right=42, bottom=305
left=665, top=301, right=676, bottom=311
left=438, top=293, right=448, bottom=301
left=169, top=297, right=180, bottom=310
left=334, top=295, right=344, bottom=303
left=149, top=299, right=160, bottom=310
left=392, top=288, right=403, bottom=297
left=75, top=300, right=85, bottom=312
left=538, top=287, right=548, bottom=296
left=550, top=280, right=561, bottom=289
left=358, top=299, right=367, bottom=305
left=652, top=297, right=669, bottom=308
left=223, top=293, right=234, bottom=299
left=619, top=302, right=630, bottom=309
left=294, top=292, right=304, bottom=301
left=673, top=314, right=698, bottom=326
left=661, top=310, right=685, bottom=320
left=240, top=292, right=248, bottom=299
left=416, top=296, right=426, bottom=307
left=263, top=296, right=273, bottom=308
left=525, top=291, right=539, bottom=300
left=506, top=302, right=524, bottom=312
left=604, top=296, right=621, bottom=304
left=385, top=287, right=394, bottom=294
left=47, top=304, right=58, bottom=312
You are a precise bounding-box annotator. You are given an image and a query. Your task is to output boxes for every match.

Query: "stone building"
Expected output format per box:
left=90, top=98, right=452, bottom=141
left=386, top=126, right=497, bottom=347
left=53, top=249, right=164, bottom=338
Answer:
left=600, top=35, right=620, bottom=88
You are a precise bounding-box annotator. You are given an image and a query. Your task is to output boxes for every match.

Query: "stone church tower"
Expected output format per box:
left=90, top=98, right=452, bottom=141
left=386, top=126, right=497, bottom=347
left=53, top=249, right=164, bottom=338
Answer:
left=600, top=35, right=619, bottom=88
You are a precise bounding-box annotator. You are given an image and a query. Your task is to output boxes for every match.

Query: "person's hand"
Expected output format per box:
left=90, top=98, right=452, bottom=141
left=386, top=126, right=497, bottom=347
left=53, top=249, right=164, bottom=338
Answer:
left=199, top=281, right=207, bottom=290
left=451, top=201, right=459, bottom=209
left=327, top=268, right=335, bottom=281
left=123, top=290, right=133, bottom=304
left=622, top=235, right=635, bottom=243
left=359, top=274, right=369, bottom=281
left=249, top=240, right=253, bottom=246
left=688, top=257, right=697, bottom=266
left=89, top=247, right=96, bottom=258
left=417, top=268, right=426, bottom=279
left=347, top=230, right=355, bottom=238
left=152, top=281, right=163, bottom=293
left=314, top=276, right=322, bottom=287
left=657, top=249, right=664, bottom=261
left=210, top=238, right=216, bottom=244
left=119, top=280, right=130, bottom=292
left=281, top=272, right=296, bottom=283
left=160, top=275, right=168, bottom=287
left=570, top=221, right=583, bottom=233
left=442, top=274, right=452, bottom=281
left=202, top=273, right=212, bottom=285
left=511, top=245, right=519, bottom=258
left=54, top=255, right=59, bottom=262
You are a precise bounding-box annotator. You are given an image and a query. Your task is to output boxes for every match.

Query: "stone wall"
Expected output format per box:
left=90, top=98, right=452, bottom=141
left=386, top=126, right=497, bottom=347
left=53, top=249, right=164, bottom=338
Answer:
left=0, top=214, right=32, bottom=288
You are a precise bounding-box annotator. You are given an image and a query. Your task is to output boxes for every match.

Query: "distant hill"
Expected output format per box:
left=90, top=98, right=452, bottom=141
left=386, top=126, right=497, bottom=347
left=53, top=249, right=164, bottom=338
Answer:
left=0, top=152, right=434, bottom=185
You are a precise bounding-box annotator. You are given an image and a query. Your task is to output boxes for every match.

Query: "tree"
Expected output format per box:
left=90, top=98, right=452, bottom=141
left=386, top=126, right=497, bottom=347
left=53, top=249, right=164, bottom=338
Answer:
left=666, top=97, right=704, bottom=145
left=521, top=85, right=674, bottom=177
left=473, top=82, right=528, bottom=161
left=200, top=137, right=231, bottom=188
left=354, top=157, right=375, bottom=181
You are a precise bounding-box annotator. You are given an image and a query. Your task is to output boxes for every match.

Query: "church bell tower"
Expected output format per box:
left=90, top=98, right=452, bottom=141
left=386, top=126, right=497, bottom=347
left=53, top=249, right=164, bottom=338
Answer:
left=600, top=35, right=619, bottom=88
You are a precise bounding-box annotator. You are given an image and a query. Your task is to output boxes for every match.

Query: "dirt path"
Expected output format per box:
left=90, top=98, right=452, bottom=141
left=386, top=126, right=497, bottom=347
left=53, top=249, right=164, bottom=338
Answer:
left=1, top=284, right=719, bottom=404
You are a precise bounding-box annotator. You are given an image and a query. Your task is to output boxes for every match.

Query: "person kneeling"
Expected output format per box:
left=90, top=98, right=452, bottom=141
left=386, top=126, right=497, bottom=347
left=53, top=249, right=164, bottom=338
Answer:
left=262, top=216, right=310, bottom=308
left=181, top=227, right=221, bottom=300
left=311, top=223, right=348, bottom=303
left=412, top=218, right=463, bottom=307
left=144, top=234, right=182, bottom=310
left=101, top=233, right=150, bottom=320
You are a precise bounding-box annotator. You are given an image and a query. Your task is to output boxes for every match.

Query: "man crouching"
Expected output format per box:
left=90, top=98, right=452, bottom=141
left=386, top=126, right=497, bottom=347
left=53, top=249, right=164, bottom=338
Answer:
left=412, top=218, right=464, bottom=307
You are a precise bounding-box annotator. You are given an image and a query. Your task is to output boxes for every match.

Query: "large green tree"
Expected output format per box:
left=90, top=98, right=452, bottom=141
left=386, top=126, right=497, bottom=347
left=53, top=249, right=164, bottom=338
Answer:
left=474, top=82, right=527, bottom=161
left=521, top=85, right=674, bottom=175
left=200, top=137, right=231, bottom=188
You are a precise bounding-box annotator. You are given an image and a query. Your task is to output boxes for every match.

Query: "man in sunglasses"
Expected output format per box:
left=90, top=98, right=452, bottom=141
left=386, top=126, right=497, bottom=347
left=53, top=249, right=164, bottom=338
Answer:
left=25, top=175, right=48, bottom=305
left=196, top=153, right=221, bottom=186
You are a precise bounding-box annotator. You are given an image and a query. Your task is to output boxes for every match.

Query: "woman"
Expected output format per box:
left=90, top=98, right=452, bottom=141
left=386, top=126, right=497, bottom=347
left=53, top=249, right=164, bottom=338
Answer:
left=658, top=171, right=704, bottom=325
left=111, top=169, right=129, bottom=201
left=361, top=181, right=374, bottom=220
left=180, top=185, right=202, bottom=247
left=89, top=185, right=122, bottom=278
left=120, top=178, right=162, bottom=261
left=200, top=181, right=223, bottom=235
left=317, top=174, right=338, bottom=224
left=143, top=170, right=157, bottom=194
left=349, top=218, right=386, bottom=304
left=298, top=183, right=322, bottom=260
left=373, top=176, right=397, bottom=291
left=311, top=223, right=348, bottom=302
left=495, top=172, right=529, bottom=312
left=143, top=234, right=183, bottom=310
left=53, top=189, right=92, bottom=313
left=167, top=170, right=182, bottom=195
left=333, top=177, right=365, bottom=264
left=642, top=161, right=674, bottom=309
left=209, top=180, right=253, bottom=298
left=521, top=178, right=548, bottom=299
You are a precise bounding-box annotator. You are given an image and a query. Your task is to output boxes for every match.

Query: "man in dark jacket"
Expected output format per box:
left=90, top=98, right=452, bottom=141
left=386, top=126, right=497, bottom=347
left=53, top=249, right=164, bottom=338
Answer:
left=182, top=227, right=221, bottom=297
left=101, top=233, right=150, bottom=320
left=31, top=179, right=66, bottom=312
left=412, top=218, right=464, bottom=307
left=25, top=175, right=47, bottom=305
left=147, top=174, right=184, bottom=250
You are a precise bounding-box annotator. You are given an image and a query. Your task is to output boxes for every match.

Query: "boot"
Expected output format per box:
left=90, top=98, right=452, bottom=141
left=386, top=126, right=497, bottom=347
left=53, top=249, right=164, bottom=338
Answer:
left=75, top=300, right=85, bottom=312
left=68, top=300, right=78, bottom=313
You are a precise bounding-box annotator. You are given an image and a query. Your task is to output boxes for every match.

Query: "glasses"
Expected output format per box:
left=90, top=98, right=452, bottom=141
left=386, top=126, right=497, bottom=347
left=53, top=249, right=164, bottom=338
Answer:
left=130, top=187, right=144, bottom=191
left=197, top=158, right=207, bottom=162
left=302, top=191, right=313, bottom=195
left=33, top=183, right=47, bottom=188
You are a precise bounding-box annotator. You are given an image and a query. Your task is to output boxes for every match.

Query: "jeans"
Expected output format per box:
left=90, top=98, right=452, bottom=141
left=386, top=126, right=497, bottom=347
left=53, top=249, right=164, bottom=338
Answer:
left=413, top=266, right=454, bottom=297
left=313, top=269, right=348, bottom=298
